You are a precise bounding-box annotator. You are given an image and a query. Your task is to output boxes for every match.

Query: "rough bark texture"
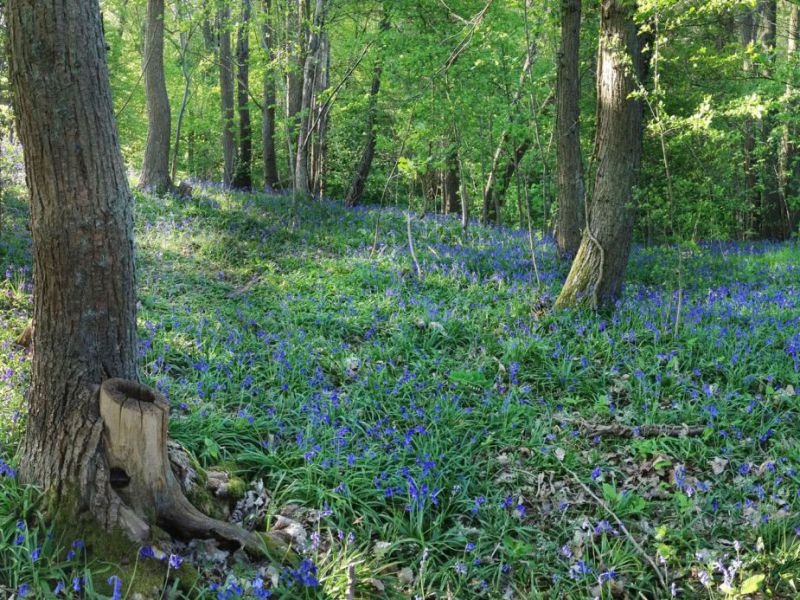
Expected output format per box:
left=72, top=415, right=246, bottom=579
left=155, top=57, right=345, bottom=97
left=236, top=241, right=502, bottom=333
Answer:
left=555, top=0, right=584, bottom=256
left=294, top=0, right=325, bottom=197
left=233, top=0, right=253, bottom=189
left=555, top=0, right=643, bottom=309
left=9, top=1, right=286, bottom=555
left=260, top=0, right=280, bottom=189
left=140, top=0, right=173, bottom=193
left=9, top=0, right=139, bottom=526
left=218, top=3, right=238, bottom=187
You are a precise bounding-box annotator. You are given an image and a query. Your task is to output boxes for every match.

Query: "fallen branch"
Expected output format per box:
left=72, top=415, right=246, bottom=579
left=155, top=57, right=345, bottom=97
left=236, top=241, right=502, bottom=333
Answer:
left=563, top=416, right=705, bottom=439
left=560, top=464, right=668, bottom=591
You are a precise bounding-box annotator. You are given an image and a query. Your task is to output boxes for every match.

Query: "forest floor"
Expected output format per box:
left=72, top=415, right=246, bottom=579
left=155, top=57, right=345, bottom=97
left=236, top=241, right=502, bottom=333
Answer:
left=1, top=186, right=800, bottom=599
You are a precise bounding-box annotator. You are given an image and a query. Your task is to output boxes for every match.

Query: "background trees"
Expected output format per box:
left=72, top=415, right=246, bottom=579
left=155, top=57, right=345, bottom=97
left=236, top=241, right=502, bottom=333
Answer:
left=97, top=0, right=799, bottom=243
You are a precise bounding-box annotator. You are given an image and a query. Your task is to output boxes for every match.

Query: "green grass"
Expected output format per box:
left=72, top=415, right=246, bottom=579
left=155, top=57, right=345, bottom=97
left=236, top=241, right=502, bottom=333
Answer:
left=1, top=186, right=800, bottom=598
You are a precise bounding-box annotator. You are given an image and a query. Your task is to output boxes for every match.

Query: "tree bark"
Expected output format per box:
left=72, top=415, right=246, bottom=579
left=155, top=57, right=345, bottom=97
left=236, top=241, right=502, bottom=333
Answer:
left=8, top=1, right=287, bottom=554
left=233, top=0, right=253, bottom=189
left=140, top=0, right=173, bottom=193
left=260, top=0, right=280, bottom=189
left=555, top=0, right=643, bottom=309
left=218, top=3, right=238, bottom=187
left=555, top=0, right=585, bottom=256
left=9, top=0, right=140, bottom=528
left=294, top=0, right=325, bottom=198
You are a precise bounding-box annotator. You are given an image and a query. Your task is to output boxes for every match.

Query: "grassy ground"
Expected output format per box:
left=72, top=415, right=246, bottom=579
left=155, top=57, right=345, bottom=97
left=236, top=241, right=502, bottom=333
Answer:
left=1, top=186, right=800, bottom=598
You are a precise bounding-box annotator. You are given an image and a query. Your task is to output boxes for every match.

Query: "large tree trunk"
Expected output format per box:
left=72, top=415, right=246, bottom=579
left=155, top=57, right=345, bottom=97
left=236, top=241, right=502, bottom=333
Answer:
left=233, top=0, right=253, bottom=189
left=140, top=0, right=173, bottom=193
left=555, top=0, right=643, bottom=309
left=8, top=0, right=285, bottom=553
left=555, top=0, right=585, bottom=256
left=218, top=3, right=238, bottom=187
left=260, top=0, right=280, bottom=189
left=294, top=0, right=325, bottom=198
left=756, top=0, right=788, bottom=238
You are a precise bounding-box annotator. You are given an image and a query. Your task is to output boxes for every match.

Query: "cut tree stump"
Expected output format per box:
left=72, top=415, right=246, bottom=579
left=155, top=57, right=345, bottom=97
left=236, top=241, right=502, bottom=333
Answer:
left=99, top=378, right=288, bottom=557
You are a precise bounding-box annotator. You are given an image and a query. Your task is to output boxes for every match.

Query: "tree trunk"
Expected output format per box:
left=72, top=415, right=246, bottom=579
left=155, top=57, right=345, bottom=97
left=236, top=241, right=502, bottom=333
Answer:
left=739, top=7, right=759, bottom=234
left=312, top=33, right=330, bottom=196
left=756, top=0, right=788, bottom=238
left=218, top=3, right=238, bottom=187
left=781, top=2, right=799, bottom=230
left=9, top=0, right=287, bottom=553
left=294, top=0, right=325, bottom=198
left=555, top=0, right=643, bottom=309
left=260, top=0, right=280, bottom=189
left=285, top=0, right=305, bottom=180
left=140, top=0, right=173, bottom=193
left=443, top=146, right=460, bottom=215
left=345, top=46, right=384, bottom=207
left=233, top=0, right=253, bottom=189
left=171, top=6, right=193, bottom=182
left=555, top=0, right=585, bottom=256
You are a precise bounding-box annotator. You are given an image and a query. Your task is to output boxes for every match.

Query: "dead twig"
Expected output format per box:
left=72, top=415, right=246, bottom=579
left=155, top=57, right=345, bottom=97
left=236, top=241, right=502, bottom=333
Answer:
left=560, top=464, right=668, bottom=591
left=563, top=416, right=706, bottom=439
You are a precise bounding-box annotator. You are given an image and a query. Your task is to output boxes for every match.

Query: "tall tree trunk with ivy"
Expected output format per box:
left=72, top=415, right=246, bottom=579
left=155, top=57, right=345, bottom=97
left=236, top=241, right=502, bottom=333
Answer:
left=140, top=0, right=172, bottom=193
left=555, top=0, right=584, bottom=256
left=555, top=0, right=643, bottom=309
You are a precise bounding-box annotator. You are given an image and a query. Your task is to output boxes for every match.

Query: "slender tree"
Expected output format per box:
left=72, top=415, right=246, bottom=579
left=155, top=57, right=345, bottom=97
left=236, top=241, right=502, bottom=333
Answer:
left=739, top=6, right=759, bottom=233
left=756, top=0, right=787, bottom=238
left=294, top=0, right=325, bottom=197
left=345, top=27, right=386, bottom=207
left=555, top=0, right=643, bottom=309
left=140, top=0, right=173, bottom=192
left=555, top=0, right=584, bottom=256
left=219, top=2, right=238, bottom=187
left=260, top=0, right=280, bottom=189
left=780, top=1, right=799, bottom=229
left=233, top=0, right=253, bottom=189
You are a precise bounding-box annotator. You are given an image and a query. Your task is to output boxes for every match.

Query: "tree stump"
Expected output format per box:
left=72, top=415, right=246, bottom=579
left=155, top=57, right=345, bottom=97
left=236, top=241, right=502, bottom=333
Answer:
left=99, top=379, right=287, bottom=556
